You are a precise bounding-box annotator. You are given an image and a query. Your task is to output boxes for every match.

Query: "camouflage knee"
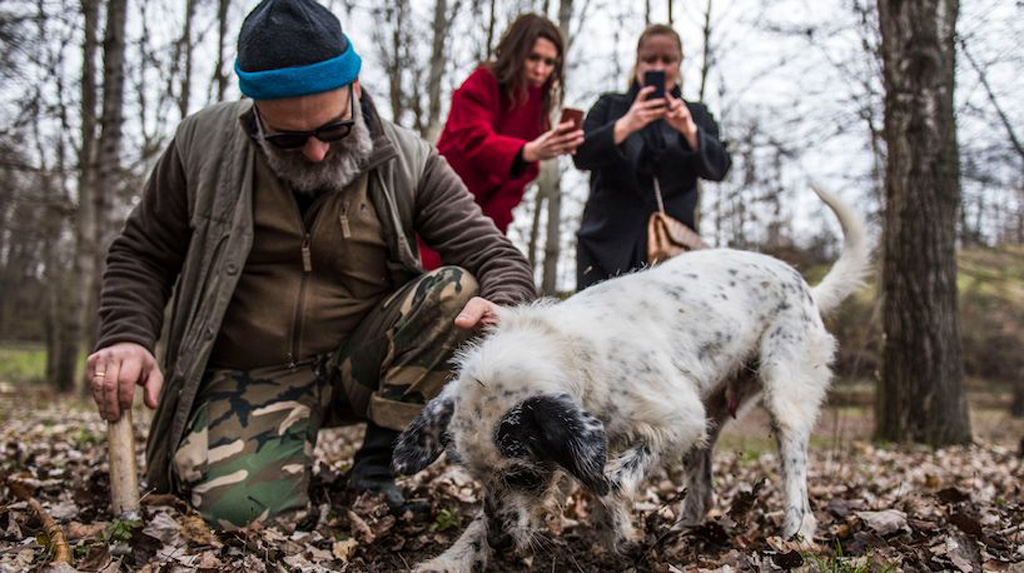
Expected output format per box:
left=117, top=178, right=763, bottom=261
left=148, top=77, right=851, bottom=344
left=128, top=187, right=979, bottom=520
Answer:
left=172, top=366, right=326, bottom=530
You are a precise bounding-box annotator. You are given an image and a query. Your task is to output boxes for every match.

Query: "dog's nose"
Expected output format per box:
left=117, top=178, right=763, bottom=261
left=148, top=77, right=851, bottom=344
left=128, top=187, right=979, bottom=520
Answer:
left=486, top=519, right=514, bottom=550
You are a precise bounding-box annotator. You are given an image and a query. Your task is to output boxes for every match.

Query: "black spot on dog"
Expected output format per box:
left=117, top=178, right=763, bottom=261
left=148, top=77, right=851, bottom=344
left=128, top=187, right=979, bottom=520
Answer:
left=493, top=394, right=610, bottom=495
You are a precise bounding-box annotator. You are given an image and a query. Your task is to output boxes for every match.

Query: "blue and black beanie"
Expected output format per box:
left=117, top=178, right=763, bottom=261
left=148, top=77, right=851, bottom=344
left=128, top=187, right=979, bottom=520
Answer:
left=235, top=0, right=361, bottom=100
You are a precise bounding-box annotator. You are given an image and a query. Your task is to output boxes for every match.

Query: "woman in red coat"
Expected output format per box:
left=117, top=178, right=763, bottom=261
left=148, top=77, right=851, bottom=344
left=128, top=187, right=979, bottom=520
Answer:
left=420, top=13, right=584, bottom=269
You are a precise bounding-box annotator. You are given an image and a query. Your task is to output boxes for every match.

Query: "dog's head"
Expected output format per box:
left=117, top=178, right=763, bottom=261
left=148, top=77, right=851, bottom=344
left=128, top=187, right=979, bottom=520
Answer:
left=393, top=333, right=610, bottom=551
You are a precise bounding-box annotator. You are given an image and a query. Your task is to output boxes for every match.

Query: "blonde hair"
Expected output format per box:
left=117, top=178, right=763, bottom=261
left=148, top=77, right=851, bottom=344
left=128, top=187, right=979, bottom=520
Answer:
left=628, top=24, right=684, bottom=90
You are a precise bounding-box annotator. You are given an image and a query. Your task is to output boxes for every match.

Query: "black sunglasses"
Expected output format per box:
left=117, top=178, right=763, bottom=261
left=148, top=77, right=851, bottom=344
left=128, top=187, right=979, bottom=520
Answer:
left=256, top=88, right=357, bottom=149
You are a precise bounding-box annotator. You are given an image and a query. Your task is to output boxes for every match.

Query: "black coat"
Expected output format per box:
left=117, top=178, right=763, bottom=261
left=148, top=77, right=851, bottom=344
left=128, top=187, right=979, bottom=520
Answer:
left=572, top=84, right=731, bottom=289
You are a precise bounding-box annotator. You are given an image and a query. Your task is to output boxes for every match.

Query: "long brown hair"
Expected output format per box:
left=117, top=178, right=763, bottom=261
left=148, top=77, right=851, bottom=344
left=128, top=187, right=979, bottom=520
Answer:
left=488, top=13, right=564, bottom=119
left=629, top=24, right=684, bottom=90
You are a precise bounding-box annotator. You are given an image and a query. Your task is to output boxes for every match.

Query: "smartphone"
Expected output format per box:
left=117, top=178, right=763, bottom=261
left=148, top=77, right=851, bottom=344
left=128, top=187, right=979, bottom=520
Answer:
left=559, top=107, right=584, bottom=130
left=643, top=70, right=666, bottom=99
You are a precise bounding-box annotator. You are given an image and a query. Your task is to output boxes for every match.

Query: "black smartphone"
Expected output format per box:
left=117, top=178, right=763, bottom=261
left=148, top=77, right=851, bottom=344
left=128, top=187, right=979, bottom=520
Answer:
left=643, top=70, right=666, bottom=99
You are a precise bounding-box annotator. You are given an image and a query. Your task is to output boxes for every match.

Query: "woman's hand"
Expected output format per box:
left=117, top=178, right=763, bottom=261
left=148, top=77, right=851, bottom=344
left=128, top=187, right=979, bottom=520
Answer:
left=613, top=85, right=666, bottom=144
left=522, top=121, right=585, bottom=162
left=665, top=93, right=699, bottom=149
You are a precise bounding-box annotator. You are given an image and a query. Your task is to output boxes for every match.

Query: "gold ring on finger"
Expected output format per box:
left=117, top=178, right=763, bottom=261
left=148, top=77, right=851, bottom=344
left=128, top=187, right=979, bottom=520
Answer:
left=94, top=372, right=106, bottom=378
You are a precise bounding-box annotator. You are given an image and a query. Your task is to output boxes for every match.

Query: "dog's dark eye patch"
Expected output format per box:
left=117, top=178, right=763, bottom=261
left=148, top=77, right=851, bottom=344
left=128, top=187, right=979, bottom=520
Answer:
left=502, top=467, right=546, bottom=491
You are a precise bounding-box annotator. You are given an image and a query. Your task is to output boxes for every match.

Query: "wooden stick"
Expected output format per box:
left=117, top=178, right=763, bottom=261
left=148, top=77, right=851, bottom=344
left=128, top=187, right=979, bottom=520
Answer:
left=108, top=407, right=141, bottom=519
left=27, top=497, right=73, bottom=563
left=7, top=478, right=72, bottom=564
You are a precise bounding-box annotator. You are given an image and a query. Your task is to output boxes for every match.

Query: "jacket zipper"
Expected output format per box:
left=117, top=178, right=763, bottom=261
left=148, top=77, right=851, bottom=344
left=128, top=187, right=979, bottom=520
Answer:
left=288, top=232, right=312, bottom=368
left=286, top=192, right=329, bottom=369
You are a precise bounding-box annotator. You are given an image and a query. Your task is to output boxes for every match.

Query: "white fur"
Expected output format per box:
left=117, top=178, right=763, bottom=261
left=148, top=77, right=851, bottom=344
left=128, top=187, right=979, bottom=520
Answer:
left=414, top=187, right=870, bottom=569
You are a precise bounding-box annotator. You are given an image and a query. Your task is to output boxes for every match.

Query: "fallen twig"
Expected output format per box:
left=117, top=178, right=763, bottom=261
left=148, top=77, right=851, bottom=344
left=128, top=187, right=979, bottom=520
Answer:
left=24, top=496, right=72, bottom=564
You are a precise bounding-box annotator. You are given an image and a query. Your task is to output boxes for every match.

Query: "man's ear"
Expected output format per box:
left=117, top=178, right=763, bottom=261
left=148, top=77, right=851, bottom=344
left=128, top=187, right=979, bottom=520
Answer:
left=494, top=394, right=610, bottom=495
left=392, top=388, right=455, bottom=476
left=352, top=78, right=361, bottom=100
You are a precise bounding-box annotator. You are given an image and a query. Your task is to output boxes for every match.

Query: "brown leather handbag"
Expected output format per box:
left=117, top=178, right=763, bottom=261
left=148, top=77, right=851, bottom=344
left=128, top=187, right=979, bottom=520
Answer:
left=647, top=178, right=707, bottom=264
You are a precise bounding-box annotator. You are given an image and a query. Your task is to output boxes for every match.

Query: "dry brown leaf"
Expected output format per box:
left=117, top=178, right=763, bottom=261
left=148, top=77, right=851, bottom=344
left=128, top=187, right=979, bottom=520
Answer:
left=333, top=538, right=359, bottom=562
left=347, top=509, right=375, bottom=544
left=180, top=512, right=221, bottom=547
left=855, top=509, right=908, bottom=536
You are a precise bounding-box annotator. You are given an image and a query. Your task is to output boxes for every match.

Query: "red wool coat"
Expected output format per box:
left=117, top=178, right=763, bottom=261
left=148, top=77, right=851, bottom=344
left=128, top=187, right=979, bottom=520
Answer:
left=420, top=66, right=547, bottom=269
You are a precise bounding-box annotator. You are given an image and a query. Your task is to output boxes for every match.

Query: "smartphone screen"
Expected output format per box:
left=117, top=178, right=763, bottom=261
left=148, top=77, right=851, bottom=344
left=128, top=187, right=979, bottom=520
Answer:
left=643, top=70, right=666, bottom=99
left=559, top=108, right=584, bottom=130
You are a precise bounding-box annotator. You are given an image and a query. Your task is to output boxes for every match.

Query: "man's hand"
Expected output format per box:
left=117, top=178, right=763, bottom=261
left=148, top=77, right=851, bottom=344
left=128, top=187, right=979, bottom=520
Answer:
left=454, top=297, right=502, bottom=331
left=665, top=93, right=699, bottom=150
left=86, top=342, right=164, bottom=422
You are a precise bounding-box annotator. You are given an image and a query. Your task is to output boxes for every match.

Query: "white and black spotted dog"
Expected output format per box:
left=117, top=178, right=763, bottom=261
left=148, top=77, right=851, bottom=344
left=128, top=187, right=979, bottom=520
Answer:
left=393, top=186, right=870, bottom=572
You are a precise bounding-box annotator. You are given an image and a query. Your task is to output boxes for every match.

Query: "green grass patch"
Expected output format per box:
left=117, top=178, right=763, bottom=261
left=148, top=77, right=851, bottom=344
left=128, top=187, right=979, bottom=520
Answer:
left=0, top=342, right=47, bottom=385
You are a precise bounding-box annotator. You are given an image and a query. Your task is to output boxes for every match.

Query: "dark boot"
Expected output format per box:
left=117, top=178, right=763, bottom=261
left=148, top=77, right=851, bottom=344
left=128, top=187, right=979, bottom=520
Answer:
left=347, top=422, right=430, bottom=518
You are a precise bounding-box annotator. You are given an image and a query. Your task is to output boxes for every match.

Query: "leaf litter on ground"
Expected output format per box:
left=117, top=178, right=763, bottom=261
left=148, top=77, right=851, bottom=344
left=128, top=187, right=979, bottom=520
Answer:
left=1, top=398, right=1022, bottom=572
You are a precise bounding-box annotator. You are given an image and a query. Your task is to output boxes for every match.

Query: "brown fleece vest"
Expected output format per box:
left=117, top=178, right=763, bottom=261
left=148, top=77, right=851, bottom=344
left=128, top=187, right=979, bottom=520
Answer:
left=208, top=151, right=391, bottom=369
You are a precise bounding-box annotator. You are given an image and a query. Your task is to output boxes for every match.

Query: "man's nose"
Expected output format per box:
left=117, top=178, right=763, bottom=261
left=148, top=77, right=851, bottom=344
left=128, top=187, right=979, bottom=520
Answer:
left=302, top=138, right=330, bottom=162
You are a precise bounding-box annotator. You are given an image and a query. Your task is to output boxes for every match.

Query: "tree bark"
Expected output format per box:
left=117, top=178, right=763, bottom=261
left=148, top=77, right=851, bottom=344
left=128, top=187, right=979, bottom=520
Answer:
left=213, top=0, right=231, bottom=102
left=91, top=0, right=128, bottom=351
left=485, top=0, right=497, bottom=60
left=539, top=160, right=561, bottom=294
left=74, top=0, right=99, bottom=369
left=539, top=0, right=573, bottom=294
left=527, top=185, right=545, bottom=269
left=875, top=0, right=971, bottom=445
left=693, top=0, right=713, bottom=232
left=178, top=0, right=197, bottom=120
left=424, top=0, right=460, bottom=141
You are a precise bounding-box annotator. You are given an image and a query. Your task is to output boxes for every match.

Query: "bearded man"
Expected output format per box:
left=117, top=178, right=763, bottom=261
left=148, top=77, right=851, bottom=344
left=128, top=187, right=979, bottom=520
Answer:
left=86, top=0, right=535, bottom=530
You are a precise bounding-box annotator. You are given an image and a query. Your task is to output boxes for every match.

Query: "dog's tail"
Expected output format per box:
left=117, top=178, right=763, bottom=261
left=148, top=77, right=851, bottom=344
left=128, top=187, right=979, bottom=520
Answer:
left=809, top=184, right=871, bottom=315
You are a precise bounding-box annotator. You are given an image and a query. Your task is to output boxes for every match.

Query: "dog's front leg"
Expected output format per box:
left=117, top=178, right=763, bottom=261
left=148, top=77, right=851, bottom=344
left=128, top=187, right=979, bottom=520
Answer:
left=413, top=510, right=490, bottom=573
left=592, top=444, right=657, bottom=554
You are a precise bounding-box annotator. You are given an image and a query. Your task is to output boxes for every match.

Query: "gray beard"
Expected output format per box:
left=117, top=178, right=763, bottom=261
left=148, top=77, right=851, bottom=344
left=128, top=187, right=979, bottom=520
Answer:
left=257, top=107, right=374, bottom=195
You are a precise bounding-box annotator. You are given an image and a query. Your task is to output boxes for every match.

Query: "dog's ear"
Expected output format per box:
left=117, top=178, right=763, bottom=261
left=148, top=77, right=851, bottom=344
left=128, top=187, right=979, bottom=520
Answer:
left=392, top=390, right=455, bottom=475
left=494, top=394, right=610, bottom=495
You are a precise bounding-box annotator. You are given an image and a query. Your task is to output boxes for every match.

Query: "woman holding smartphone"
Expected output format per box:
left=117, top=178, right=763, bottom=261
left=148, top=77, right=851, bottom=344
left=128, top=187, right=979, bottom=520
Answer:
left=420, top=13, right=584, bottom=269
left=572, top=24, right=731, bottom=290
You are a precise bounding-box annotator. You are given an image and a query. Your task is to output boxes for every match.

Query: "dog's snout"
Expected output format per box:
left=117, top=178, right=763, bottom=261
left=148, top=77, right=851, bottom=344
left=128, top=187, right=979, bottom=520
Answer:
left=486, top=519, right=514, bottom=550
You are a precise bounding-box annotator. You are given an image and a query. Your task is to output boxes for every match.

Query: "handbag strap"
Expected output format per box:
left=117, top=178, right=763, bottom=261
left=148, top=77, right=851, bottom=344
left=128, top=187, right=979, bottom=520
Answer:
left=653, top=177, right=666, bottom=214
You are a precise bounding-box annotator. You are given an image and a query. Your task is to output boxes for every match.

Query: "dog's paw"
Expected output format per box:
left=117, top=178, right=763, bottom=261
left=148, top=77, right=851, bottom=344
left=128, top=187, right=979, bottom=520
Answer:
left=412, top=556, right=486, bottom=573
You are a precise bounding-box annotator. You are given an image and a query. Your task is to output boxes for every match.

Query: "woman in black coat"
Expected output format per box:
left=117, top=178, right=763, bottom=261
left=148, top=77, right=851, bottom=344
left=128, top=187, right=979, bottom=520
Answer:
left=572, top=24, right=732, bottom=290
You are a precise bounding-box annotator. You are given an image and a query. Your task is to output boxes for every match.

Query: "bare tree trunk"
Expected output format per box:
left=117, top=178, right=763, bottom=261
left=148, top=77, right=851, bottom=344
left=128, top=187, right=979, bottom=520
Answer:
left=1011, top=379, right=1024, bottom=418
left=213, top=0, right=231, bottom=102
left=424, top=0, right=461, bottom=141
left=644, top=0, right=651, bottom=25
left=693, top=0, right=713, bottom=231
left=539, top=161, right=561, bottom=294
left=388, top=2, right=409, bottom=123
left=178, top=0, right=197, bottom=120
left=485, top=0, right=497, bottom=60
left=667, top=0, right=673, bottom=25
left=539, top=0, right=573, bottom=294
left=875, top=0, right=971, bottom=445
left=527, top=185, right=545, bottom=269
left=91, top=0, right=128, bottom=352
left=75, top=0, right=99, bottom=365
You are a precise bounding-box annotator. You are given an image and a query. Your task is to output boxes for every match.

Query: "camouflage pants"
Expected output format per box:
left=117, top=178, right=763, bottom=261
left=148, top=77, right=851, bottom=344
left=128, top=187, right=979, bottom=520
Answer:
left=171, top=267, right=478, bottom=530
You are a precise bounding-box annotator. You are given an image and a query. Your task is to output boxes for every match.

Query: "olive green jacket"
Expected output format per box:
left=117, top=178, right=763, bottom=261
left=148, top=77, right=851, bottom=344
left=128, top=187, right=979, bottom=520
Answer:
left=97, top=95, right=535, bottom=492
